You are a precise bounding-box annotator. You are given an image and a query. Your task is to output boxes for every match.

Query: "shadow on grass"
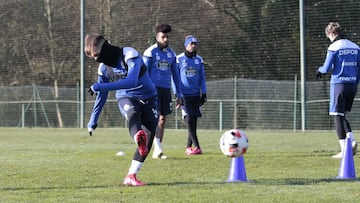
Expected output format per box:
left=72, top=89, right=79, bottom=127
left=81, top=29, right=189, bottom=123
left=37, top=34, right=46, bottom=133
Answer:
left=1, top=177, right=359, bottom=191
left=0, top=185, right=118, bottom=191
left=245, top=177, right=360, bottom=185
left=147, top=177, right=360, bottom=186
left=310, top=150, right=341, bottom=157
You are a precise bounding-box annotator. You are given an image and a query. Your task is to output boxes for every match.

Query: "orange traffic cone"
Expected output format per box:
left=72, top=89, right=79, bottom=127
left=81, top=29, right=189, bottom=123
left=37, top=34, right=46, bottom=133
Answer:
left=337, top=137, right=356, bottom=179
left=227, top=156, right=248, bottom=182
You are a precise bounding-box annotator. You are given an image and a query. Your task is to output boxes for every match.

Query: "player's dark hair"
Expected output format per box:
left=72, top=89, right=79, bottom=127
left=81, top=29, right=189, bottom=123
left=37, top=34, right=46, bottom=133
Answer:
left=325, top=22, right=345, bottom=38
left=156, top=24, right=172, bottom=33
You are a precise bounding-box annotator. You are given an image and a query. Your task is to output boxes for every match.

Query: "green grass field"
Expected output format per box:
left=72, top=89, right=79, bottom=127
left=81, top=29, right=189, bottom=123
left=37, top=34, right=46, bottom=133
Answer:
left=1, top=128, right=360, bottom=203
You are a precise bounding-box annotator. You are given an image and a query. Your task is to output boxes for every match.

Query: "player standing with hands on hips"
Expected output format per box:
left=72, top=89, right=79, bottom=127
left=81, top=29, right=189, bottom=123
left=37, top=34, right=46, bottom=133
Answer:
left=175, top=35, right=207, bottom=155
left=143, top=24, right=183, bottom=159
left=85, top=34, right=159, bottom=186
left=317, top=22, right=359, bottom=158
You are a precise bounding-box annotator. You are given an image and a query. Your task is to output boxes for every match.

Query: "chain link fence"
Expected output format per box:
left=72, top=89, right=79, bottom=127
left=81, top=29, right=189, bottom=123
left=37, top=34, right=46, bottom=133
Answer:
left=1, top=1, right=360, bottom=130
left=2, top=78, right=360, bottom=130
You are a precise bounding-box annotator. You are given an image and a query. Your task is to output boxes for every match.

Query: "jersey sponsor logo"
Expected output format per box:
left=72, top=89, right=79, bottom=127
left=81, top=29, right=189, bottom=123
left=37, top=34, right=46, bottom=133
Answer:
left=185, top=67, right=197, bottom=77
left=110, top=67, right=127, bottom=81
left=157, top=60, right=170, bottom=71
left=339, top=76, right=357, bottom=81
left=339, top=49, right=358, bottom=56
left=342, top=62, right=357, bottom=66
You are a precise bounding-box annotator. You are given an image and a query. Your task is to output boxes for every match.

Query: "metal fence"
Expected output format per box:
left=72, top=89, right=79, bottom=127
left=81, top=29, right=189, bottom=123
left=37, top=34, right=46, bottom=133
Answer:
left=2, top=77, right=360, bottom=130
left=2, top=1, right=360, bottom=131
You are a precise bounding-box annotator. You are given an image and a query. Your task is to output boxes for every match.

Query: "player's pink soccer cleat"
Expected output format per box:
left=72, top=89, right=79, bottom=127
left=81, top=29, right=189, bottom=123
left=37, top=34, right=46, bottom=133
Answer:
left=134, top=130, right=148, bottom=156
left=123, top=174, right=146, bottom=186
left=189, top=147, right=202, bottom=155
left=185, top=147, right=193, bottom=155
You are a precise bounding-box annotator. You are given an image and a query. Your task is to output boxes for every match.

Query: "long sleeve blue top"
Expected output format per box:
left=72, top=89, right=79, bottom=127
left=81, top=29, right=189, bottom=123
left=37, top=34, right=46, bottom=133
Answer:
left=318, top=39, right=360, bottom=84
left=175, top=52, right=206, bottom=96
left=88, top=47, right=157, bottom=129
left=143, top=44, right=183, bottom=97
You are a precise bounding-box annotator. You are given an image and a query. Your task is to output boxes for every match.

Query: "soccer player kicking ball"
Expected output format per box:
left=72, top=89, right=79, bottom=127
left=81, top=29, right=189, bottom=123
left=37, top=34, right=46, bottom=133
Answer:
left=84, top=34, right=159, bottom=186
left=317, top=22, right=359, bottom=158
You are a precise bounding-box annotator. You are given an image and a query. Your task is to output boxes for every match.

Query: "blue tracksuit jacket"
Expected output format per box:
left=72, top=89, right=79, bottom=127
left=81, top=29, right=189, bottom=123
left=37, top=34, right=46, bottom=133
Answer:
left=175, top=52, right=206, bottom=96
left=88, top=47, right=157, bottom=129
left=143, top=44, right=182, bottom=96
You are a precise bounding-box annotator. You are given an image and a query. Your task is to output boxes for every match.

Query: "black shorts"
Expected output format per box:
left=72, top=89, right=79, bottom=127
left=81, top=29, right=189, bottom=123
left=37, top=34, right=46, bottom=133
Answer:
left=117, top=96, right=159, bottom=132
left=181, top=95, right=202, bottom=118
left=156, top=87, right=172, bottom=115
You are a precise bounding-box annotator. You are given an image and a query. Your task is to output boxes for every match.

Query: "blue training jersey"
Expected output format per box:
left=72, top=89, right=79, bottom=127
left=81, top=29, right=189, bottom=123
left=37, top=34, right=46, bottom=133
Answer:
left=87, top=47, right=157, bottom=129
left=318, top=39, right=360, bottom=84
left=143, top=44, right=182, bottom=96
left=175, top=52, right=206, bottom=96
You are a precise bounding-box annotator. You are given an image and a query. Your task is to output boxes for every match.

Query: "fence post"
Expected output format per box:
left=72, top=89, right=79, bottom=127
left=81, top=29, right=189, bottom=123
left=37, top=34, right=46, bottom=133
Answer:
left=233, top=76, right=237, bottom=129
left=175, top=107, right=178, bottom=129
left=22, top=104, right=25, bottom=128
left=219, top=101, right=223, bottom=131
left=33, top=85, right=37, bottom=127
left=293, top=75, right=297, bottom=131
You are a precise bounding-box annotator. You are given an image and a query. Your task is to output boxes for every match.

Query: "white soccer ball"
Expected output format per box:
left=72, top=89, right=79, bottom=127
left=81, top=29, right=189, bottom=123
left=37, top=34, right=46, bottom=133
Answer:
left=219, top=129, right=248, bottom=157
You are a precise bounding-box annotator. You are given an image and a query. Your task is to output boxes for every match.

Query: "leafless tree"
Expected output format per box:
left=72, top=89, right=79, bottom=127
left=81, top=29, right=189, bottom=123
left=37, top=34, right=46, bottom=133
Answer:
left=43, top=0, right=64, bottom=127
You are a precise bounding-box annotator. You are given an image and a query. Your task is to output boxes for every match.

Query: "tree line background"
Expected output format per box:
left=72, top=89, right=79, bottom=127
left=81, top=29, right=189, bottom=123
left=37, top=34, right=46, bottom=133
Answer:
left=1, top=0, right=360, bottom=88
left=1, top=0, right=360, bottom=129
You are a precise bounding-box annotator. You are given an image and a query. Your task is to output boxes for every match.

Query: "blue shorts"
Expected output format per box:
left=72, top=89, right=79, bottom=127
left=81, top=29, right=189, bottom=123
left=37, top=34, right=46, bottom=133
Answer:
left=329, top=83, right=357, bottom=116
left=181, top=95, right=202, bottom=118
left=156, top=87, right=172, bottom=115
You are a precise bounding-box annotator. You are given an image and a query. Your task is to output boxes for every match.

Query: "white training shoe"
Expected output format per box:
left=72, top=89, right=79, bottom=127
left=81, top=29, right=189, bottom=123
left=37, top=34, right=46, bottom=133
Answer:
left=352, top=140, right=358, bottom=156
left=332, top=140, right=358, bottom=158
left=152, top=151, right=168, bottom=159
left=332, top=152, right=343, bottom=159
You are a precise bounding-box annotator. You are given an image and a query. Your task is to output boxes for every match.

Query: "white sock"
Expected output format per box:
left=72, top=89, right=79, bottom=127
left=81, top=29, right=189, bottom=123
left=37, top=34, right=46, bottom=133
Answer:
left=153, top=137, right=162, bottom=152
left=339, top=139, right=345, bottom=153
left=128, top=160, right=143, bottom=175
left=346, top=132, right=355, bottom=141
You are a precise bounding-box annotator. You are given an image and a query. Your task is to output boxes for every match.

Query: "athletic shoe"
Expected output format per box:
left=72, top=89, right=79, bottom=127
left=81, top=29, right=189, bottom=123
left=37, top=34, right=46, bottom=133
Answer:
left=123, top=174, right=146, bottom=186
left=332, top=152, right=342, bottom=159
left=332, top=140, right=358, bottom=159
left=134, top=130, right=148, bottom=156
left=352, top=140, right=358, bottom=156
left=185, top=147, right=193, bottom=155
left=152, top=151, right=168, bottom=159
left=189, top=147, right=202, bottom=155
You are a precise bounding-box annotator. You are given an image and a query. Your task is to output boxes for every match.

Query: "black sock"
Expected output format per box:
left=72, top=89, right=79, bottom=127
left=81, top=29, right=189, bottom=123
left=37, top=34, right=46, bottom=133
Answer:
left=334, top=115, right=346, bottom=139
left=188, top=117, right=200, bottom=148
left=185, top=117, right=192, bottom=147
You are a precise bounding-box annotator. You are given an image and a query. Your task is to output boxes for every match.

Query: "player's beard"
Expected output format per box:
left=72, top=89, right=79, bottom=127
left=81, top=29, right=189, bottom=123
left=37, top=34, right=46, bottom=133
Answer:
left=157, top=41, right=168, bottom=50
